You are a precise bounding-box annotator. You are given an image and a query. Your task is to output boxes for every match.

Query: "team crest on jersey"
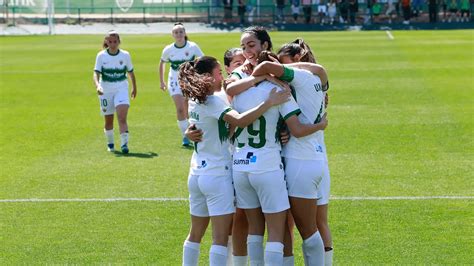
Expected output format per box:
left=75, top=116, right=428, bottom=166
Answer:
left=119, top=60, right=123, bottom=65
left=185, top=51, right=189, bottom=57
left=197, top=160, right=207, bottom=169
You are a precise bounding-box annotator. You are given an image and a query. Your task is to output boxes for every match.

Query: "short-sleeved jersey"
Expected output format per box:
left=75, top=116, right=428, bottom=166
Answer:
left=161, top=41, right=204, bottom=84
left=232, top=81, right=301, bottom=173
left=231, top=65, right=250, bottom=80
left=280, top=67, right=326, bottom=161
left=188, top=95, right=233, bottom=176
left=94, top=49, right=133, bottom=92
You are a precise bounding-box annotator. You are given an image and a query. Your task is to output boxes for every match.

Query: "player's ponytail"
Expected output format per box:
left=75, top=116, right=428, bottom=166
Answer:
left=277, top=39, right=316, bottom=63
left=293, top=38, right=316, bottom=63
left=179, top=56, right=219, bottom=104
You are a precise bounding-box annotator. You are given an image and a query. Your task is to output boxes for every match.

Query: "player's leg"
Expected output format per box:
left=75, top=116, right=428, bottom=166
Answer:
left=232, top=208, right=249, bottom=265
left=286, top=158, right=325, bottom=265
left=233, top=170, right=264, bottom=266
left=200, top=174, right=235, bottom=265
left=185, top=174, right=211, bottom=265
left=251, top=169, right=290, bottom=265
left=172, top=94, right=190, bottom=147
left=116, top=104, right=129, bottom=153
left=317, top=162, right=333, bottom=266
left=99, top=93, right=115, bottom=152
left=283, top=212, right=295, bottom=266
left=115, top=89, right=131, bottom=153
left=316, top=205, right=333, bottom=266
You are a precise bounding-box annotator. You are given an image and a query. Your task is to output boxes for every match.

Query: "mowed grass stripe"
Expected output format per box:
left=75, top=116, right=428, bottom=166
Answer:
left=1, top=200, right=472, bottom=264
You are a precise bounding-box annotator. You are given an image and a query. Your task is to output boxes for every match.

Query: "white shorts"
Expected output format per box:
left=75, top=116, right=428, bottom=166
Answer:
left=188, top=173, right=236, bottom=217
left=168, top=78, right=183, bottom=97
left=285, top=158, right=325, bottom=199
left=316, top=160, right=330, bottom=205
left=233, top=168, right=290, bottom=214
left=98, top=88, right=129, bottom=115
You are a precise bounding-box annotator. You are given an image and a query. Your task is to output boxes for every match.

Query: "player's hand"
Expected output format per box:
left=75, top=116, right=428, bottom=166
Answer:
left=242, top=61, right=254, bottom=75
left=318, top=113, right=328, bottom=130
left=160, top=82, right=167, bottom=91
left=267, top=87, right=290, bottom=106
left=131, top=88, right=137, bottom=99
left=185, top=124, right=203, bottom=142
left=96, top=86, right=104, bottom=95
left=280, top=128, right=290, bottom=145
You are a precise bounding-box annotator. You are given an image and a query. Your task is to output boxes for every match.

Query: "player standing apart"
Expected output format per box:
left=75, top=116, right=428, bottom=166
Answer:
left=159, top=23, right=204, bottom=146
left=93, top=30, right=137, bottom=154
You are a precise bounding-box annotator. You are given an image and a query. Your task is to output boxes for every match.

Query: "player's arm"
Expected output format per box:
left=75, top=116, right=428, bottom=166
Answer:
left=225, top=74, right=268, bottom=97
left=128, top=71, right=137, bottom=99
left=93, top=71, right=103, bottom=95
left=159, top=60, right=167, bottom=91
left=223, top=88, right=290, bottom=128
left=185, top=124, right=202, bottom=142
left=285, top=113, right=328, bottom=138
left=287, top=62, right=328, bottom=87
left=251, top=61, right=285, bottom=78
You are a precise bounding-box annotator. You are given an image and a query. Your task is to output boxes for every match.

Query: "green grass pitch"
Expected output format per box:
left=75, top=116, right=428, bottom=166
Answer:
left=1, top=30, right=473, bottom=264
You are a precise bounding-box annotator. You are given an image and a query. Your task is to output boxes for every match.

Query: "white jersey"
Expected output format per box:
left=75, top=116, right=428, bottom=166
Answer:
left=280, top=67, right=326, bottom=161
left=161, top=41, right=204, bottom=93
left=188, top=95, right=232, bottom=176
left=231, top=65, right=250, bottom=80
left=94, top=49, right=133, bottom=92
left=232, top=81, right=301, bottom=173
left=214, top=88, right=230, bottom=105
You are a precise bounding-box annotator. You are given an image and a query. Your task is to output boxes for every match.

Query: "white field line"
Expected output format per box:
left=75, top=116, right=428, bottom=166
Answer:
left=386, top=30, right=395, bottom=40
left=0, top=196, right=472, bottom=203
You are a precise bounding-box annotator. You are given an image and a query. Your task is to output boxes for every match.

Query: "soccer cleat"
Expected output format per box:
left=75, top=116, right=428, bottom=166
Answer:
left=182, top=137, right=192, bottom=147
left=121, top=144, right=129, bottom=154
left=107, top=143, right=115, bottom=152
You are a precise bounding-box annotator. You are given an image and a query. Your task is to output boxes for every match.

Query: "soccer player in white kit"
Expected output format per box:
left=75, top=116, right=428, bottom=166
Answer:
left=252, top=50, right=329, bottom=265
left=93, top=30, right=137, bottom=154
left=278, top=40, right=333, bottom=266
left=159, top=23, right=204, bottom=147
left=227, top=31, right=328, bottom=265
left=178, top=56, right=291, bottom=266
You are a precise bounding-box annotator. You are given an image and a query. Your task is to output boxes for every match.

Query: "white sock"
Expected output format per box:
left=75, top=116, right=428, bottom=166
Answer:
left=104, top=129, right=114, bottom=144
left=247, top=235, right=264, bottom=266
left=178, top=119, right=189, bottom=138
left=227, top=236, right=233, bottom=266
left=120, top=131, right=129, bottom=147
left=183, top=240, right=200, bottom=266
left=210, top=245, right=228, bottom=266
left=324, top=248, right=333, bottom=266
left=233, top=255, right=248, bottom=266
left=264, top=242, right=283, bottom=266
left=283, top=255, right=294, bottom=266
left=302, top=231, right=324, bottom=266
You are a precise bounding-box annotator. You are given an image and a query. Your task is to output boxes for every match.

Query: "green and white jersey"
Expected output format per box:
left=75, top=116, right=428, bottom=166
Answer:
left=161, top=41, right=204, bottom=89
left=188, top=95, right=232, bottom=176
left=94, top=49, right=133, bottom=92
left=280, top=67, right=326, bottom=161
left=232, top=81, right=301, bottom=173
left=231, top=65, right=250, bottom=80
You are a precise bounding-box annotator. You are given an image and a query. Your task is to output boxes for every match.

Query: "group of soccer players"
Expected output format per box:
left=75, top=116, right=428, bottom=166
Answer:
left=93, top=24, right=333, bottom=266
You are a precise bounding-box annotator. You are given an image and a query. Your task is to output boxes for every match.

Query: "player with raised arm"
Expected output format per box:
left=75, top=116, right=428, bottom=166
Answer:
left=93, top=30, right=137, bottom=154
left=178, top=56, right=290, bottom=265
left=227, top=27, right=328, bottom=266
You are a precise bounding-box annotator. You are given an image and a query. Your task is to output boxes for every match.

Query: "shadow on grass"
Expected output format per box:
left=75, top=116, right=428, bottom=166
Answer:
left=113, top=151, right=159, bottom=159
